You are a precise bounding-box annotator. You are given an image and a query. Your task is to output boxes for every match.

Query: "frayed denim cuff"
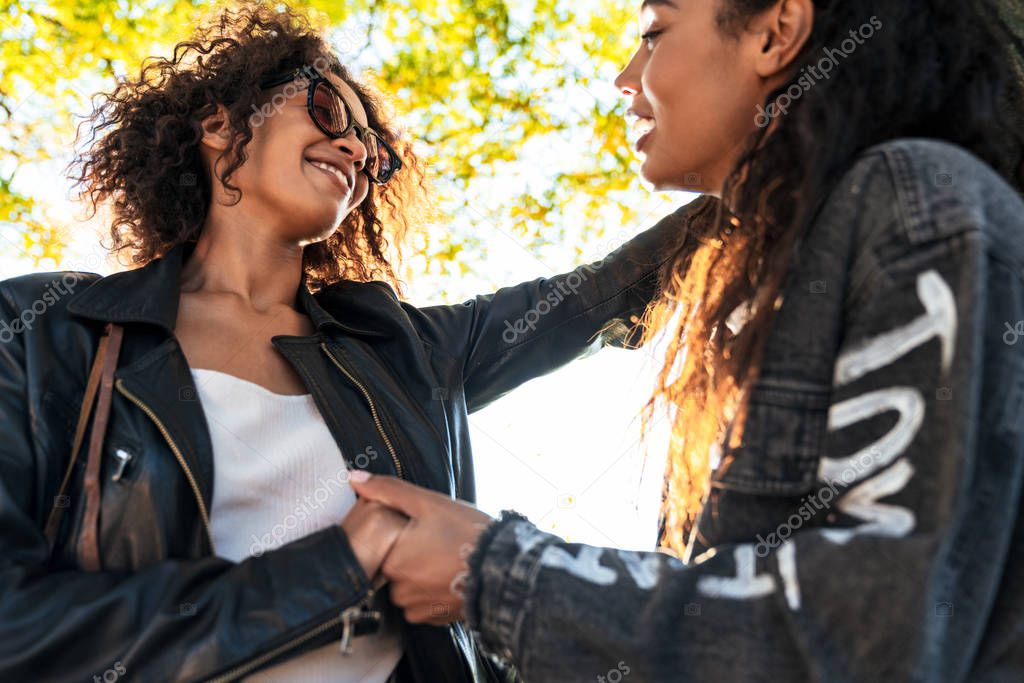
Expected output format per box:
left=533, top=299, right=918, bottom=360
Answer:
left=464, top=510, right=554, bottom=663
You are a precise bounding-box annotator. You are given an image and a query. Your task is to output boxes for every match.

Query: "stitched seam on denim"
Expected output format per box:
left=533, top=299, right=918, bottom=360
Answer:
left=849, top=221, right=973, bottom=312
left=709, top=478, right=816, bottom=494
left=464, top=520, right=504, bottom=632
left=493, top=529, right=537, bottom=644
left=712, top=464, right=817, bottom=485
left=747, top=391, right=831, bottom=409
left=753, top=376, right=831, bottom=393
left=502, top=527, right=552, bottom=678
left=465, top=512, right=528, bottom=652
left=486, top=521, right=552, bottom=665
left=872, top=233, right=976, bottom=280
left=841, top=151, right=903, bottom=309
left=885, top=143, right=930, bottom=243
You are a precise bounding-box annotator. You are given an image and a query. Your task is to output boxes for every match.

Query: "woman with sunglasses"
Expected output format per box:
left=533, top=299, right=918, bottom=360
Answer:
left=256, top=63, right=405, bottom=185
left=0, top=3, right=701, bottom=682
left=347, top=0, right=1024, bottom=680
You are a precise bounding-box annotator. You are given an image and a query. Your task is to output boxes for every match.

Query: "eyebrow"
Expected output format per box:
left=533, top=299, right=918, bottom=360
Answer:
left=641, top=0, right=678, bottom=8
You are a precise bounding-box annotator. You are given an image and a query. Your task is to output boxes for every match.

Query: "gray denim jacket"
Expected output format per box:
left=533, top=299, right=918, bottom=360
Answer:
left=464, top=138, right=1024, bottom=683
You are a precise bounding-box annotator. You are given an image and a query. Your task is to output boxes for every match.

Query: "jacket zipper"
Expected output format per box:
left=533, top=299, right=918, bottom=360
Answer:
left=319, top=342, right=404, bottom=480
left=114, top=379, right=214, bottom=551
left=205, top=589, right=375, bottom=683
left=117, top=377, right=380, bottom=682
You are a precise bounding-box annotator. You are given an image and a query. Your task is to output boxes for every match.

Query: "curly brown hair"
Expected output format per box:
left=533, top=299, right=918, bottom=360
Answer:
left=67, top=1, right=429, bottom=291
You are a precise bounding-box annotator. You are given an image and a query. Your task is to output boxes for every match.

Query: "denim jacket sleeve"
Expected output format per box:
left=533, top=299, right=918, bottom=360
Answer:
left=412, top=198, right=714, bottom=413
left=462, top=140, right=1024, bottom=682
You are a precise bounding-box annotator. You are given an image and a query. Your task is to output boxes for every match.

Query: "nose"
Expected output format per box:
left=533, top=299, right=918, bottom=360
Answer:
left=332, top=129, right=367, bottom=172
left=614, top=49, right=643, bottom=97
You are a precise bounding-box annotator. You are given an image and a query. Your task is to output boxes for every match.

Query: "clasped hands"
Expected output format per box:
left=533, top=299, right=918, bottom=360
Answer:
left=339, top=471, right=493, bottom=625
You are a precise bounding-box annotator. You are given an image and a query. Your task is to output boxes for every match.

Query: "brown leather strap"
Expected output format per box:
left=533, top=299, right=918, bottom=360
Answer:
left=77, top=322, right=124, bottom=571
left=43, top=326, right=112, bottom=550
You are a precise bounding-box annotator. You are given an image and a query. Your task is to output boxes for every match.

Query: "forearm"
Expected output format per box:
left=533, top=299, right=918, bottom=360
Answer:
left=456, top=197, right=714, bottom=411
left=0, top=525, right=372, bottom=682
left=464, top=514, right=977, bottom=682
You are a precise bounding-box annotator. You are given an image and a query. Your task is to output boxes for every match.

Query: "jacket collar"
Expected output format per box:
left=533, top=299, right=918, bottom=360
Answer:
left=67, top=240, right=393, bottom=338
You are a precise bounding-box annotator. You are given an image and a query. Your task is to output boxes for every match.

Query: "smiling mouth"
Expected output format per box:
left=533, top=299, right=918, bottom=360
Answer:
left=628, top=117, right=656, bottom=152
left=306, top=159, right=350, bottom=193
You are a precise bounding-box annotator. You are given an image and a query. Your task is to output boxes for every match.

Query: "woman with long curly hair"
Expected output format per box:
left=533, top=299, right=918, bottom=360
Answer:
left=0, top=2, right=699, bottom=681
left=349, top=0, right=1024, bottom=680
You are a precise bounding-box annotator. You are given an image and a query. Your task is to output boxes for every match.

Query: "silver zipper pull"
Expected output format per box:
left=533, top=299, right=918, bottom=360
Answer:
left=339, top=590, right=381, bottom=656
left=339, top=605, right=361, bottom=656
left=111, top=448, right=133, bottom=482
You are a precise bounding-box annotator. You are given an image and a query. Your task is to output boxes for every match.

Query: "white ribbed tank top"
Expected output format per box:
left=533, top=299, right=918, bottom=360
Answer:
left=191, top=367, right=402, bottom=682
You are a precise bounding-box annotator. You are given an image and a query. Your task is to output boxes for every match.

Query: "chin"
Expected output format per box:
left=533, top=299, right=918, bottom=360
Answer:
left=642, top=163, right=709, bottom=194
left=290, top=206, right=344, bottom=243
left=638, top=160, right=679, bottom=192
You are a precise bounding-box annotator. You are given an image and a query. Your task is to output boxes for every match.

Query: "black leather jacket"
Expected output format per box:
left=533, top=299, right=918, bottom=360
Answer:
left=0, top=203, right=699, bottom=682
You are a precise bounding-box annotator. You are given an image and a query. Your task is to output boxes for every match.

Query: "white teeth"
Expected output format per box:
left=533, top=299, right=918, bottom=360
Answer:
left=631, top=118, right=655, bottom=137
left=311, top=160, right=346, bottom=187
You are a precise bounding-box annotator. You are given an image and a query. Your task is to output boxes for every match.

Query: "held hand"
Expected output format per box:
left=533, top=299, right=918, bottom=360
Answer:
left=349, top=471, right=493, bottom=625
left=339, top=497, right=410, bottom=580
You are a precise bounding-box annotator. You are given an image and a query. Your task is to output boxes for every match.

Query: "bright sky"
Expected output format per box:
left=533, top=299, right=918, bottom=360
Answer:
left=0, top=6, right=698, bottom=553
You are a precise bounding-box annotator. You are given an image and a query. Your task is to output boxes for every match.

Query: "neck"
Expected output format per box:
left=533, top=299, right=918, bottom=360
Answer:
left=181, top=207, right=306, bottom=312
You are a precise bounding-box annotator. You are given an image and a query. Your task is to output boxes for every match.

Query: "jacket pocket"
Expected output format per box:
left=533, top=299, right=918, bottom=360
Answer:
left=711, top=378, right=828, bottom=496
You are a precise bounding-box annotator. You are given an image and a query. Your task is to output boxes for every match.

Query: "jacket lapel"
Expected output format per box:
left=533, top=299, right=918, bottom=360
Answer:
left=113, top=337, right=217, bottom=516
left=62, top=240, right=419, bottom=518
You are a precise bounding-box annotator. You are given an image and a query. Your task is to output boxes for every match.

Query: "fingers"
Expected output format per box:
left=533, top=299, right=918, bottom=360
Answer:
left=385, top=574, right=456, bottom=623
left=387, top=579, right=420, bottom=608
left=404, top=603, right=457, bottom=625
left=374, top=500, right=411, bottom=529
left=340, top=498, right=410, bottom=579
left=349, top=472, right=448, bottom=518
left=350, top=472, right=487, bottom=626
left=377, top=516, right=414, bottom=576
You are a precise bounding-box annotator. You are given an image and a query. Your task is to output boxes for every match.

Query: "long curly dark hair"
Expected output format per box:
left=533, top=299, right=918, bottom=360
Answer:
left=67, top=1, right=429, bottom=290
left=642, top=0, right=1024, bottom=556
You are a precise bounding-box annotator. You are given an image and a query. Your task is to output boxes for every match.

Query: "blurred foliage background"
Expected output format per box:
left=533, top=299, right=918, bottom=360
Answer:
left=0, top=0, right=679, bottom=297
left=3, top=0, right=1021, bottom=547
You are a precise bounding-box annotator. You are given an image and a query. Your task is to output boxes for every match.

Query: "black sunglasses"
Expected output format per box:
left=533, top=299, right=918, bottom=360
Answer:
left=259, top=66, right=403, bottom=185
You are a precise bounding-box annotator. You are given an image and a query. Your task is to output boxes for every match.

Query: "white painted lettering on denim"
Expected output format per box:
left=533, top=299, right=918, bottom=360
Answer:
left=820, top=458, right=916, bottom=544
left=696, top=545, right=775, bottom=600
left=510, top=270, right=955, bottom=622
left=539, top=545, right=618, bottom=585
left=818, top=387, right=924, bottom=483
left=807, top=271, right=953, bottom=591
left=700, top=270, right=953, bottom=612
left=513, top=521, right=552, bottom=555
left=616, top=550, right=663, bottom=590
left=832, top=270, right=956, bottom=385
left=777, top=541, right=801, bottom=610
